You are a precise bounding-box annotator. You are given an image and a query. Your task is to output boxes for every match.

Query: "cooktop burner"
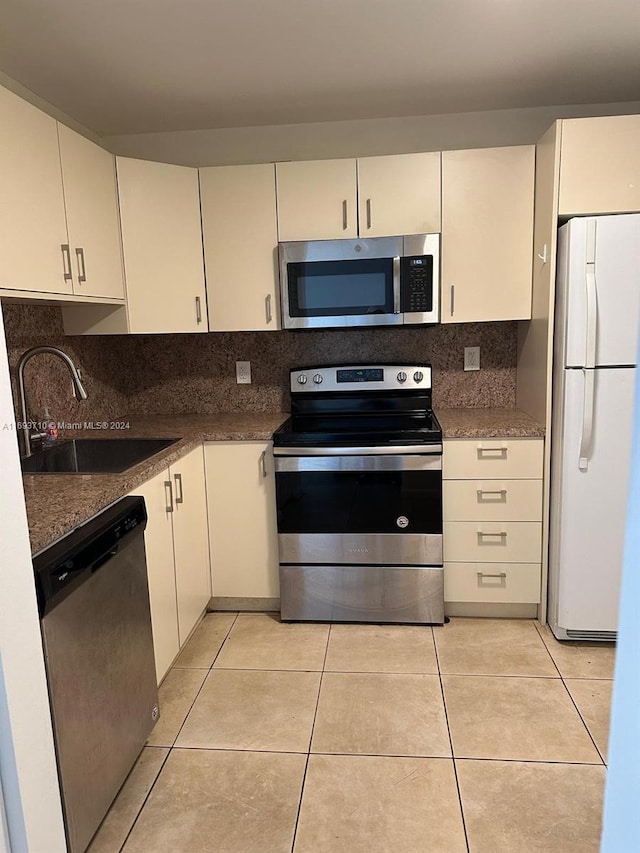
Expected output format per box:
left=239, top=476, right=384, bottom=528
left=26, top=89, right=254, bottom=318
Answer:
left=273, top=363, right=442, bottom=448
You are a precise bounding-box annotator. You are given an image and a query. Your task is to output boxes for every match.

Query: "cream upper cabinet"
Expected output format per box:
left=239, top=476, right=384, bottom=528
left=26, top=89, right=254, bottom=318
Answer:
left=57, top=125, right=125, bottom=300
left=116, top=157, right=207, bottom=333
left=200, top=164, right=279, bottom=331
left=0, top=85, right=71, bottom=295
left=205, top=441, right=279, bottom=601
left=559, top=115, right=640, bottom=216
left=357, top=152, right=441, bottom=236
left=441, top=146, right=535, bottom=323
left=276, top=159, right=358, bottom=241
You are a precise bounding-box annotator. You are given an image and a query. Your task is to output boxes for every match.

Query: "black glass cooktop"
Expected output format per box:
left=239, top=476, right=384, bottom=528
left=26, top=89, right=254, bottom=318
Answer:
left=272, top=411, right=442, bottom=448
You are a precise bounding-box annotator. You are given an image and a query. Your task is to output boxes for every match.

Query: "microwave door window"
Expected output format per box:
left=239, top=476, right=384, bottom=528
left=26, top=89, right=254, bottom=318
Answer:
left=288, top=258, right=395, bottom=317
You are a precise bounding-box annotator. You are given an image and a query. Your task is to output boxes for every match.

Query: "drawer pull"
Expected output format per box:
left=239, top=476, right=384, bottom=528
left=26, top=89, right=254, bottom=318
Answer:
left=477, top=489, right=507, bottom=501
left=477, top=530, right=507, bottom=542
left=477, top=571, right=507, bottom=582
left=477, top=446, right=507, bottom=459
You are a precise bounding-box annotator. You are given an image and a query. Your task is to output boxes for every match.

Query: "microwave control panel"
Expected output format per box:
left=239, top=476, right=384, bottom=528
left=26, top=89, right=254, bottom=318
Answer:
left=400, top=255, right=434, bottom=313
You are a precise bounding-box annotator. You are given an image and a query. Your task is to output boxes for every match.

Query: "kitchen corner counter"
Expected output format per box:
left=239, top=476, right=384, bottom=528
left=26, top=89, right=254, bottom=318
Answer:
left=436, top=408, right=545, bottom=439
left=22, top=412, right=289, bottom=556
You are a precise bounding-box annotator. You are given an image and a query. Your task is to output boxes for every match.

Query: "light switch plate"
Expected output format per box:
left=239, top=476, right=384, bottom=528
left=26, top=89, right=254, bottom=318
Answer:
left=236, top=361, right=252, bottom=384
left=464, top=347, right=480, bottom=371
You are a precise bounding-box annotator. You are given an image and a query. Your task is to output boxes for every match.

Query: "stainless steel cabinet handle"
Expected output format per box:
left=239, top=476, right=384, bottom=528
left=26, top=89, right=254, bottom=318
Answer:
left=450, top=285, right=455, bottom=316
left=75, top=247, right=87, bottom=284
left=366, top=198, right=372, bottom=229
left=342, top=199, right=348, bottom=230
left=164, top=480, right=174, bottom=513
left=174, top=472, right=184, bottom=504
left=195, top=296, right=202, bottom=324
left=260, top=450, right=267, bottom=478
left=265, top=294, right=272, bottom=324
left=477, top=571, right=507, bottom=580
left=477, top=446, right=508, bottom=459
left=61, top=244, right=73, bottom=282
left=477, top=489, right=507, bottom=500
left=477, top=530, right=507, bottom=541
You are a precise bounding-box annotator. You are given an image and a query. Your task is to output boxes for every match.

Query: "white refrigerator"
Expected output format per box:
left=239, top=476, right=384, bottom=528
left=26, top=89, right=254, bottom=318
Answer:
left=549, top=213, right=640, bottom=640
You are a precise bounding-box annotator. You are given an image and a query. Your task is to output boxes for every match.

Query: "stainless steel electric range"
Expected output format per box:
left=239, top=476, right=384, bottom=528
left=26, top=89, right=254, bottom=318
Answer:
left=272, top=364, right=444, bottom=624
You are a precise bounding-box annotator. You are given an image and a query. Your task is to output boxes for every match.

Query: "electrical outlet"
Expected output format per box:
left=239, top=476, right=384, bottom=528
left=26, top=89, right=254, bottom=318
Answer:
left=464, top=346, right=480, bottom=371
left=236, top=361, right=252, bottom=384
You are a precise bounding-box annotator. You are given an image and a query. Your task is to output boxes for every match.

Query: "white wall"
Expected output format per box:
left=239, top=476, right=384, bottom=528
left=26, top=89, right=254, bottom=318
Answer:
left=102, top=101, right=640, bottom=167
left=0, top=303, right=66, bottom=853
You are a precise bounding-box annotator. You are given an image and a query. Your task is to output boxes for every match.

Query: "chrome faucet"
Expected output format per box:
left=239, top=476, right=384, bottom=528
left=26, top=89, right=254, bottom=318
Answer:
left=17, top=346, right=88, bottom=457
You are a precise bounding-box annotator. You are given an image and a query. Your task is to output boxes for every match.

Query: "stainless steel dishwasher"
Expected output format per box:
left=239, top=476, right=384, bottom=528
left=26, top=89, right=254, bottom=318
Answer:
left=33, top=496, right=159, bottom=853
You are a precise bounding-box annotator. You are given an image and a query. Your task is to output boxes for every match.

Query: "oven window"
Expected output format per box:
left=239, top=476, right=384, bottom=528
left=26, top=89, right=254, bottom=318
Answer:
left=275, top=469, right=442, bottom=535
left=287, top=258, right=395, bottom=317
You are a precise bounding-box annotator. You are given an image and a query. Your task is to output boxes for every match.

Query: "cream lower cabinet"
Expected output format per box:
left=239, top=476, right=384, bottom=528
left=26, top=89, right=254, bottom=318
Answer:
left=441, top=146, right=535, bottom=323
left=443, top=438, right=543, bottom=610
left=205, top=441, right=279, bottom=601
left=130, top=445, right=211, bottom=684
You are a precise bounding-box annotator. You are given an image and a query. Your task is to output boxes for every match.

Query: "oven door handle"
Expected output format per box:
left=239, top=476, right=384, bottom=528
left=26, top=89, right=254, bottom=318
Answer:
left=273, top=444, right=442, bottom=457
left=274, top=454, right=442, bottom=472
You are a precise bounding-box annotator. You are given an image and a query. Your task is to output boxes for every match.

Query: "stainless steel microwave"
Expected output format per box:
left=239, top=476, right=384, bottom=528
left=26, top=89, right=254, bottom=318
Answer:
left=279, top=234, right=440, bottom=330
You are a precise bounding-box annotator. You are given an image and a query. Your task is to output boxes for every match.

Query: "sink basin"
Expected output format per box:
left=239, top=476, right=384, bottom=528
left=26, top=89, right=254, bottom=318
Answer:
left=21, top=438, right=180, bottom=474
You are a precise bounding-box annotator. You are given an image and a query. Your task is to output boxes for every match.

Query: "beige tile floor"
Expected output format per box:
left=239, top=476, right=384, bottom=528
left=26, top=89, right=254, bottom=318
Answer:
left=89, top=614, right=614, bottom=853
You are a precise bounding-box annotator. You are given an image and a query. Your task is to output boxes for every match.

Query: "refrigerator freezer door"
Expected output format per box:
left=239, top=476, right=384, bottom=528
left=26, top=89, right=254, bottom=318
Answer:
left=564, top=214, right=640, bottom=368
left=549, top=366, right=636, bottom=635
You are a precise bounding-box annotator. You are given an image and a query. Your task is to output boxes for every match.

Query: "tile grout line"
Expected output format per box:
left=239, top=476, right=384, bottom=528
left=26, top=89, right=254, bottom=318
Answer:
left=115, top=612, right=242, bottom=851
left=116, top=746, right=172, bottom=853
left=433, top=625, right=471, bottom=853
left=289, top=622, right=332, bottom=853
left=533, top=620, right=608, bottom=765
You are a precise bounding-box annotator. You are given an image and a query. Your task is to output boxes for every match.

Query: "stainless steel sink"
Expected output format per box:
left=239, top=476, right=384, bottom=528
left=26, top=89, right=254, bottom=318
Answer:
left=21, top=438, right=180, bottom=474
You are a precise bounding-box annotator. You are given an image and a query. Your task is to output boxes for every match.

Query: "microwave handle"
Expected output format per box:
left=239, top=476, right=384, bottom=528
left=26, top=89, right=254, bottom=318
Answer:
left=393, top=256, right=401, bottom=313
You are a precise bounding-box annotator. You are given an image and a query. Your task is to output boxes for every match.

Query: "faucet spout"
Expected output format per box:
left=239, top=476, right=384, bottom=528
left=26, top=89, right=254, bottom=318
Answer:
left=17, top=346, right=89, bottom=457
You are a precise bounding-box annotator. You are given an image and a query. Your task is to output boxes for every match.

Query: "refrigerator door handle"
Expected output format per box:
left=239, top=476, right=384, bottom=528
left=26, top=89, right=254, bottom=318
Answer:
left=585, top=220, right=598, bottom=369
left=579, top=368, right=595, bottom=471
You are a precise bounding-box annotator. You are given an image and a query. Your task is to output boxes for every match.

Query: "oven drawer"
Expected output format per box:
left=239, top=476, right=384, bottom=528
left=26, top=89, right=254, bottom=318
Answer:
left=443, top=521, right=542, bottom=563
left=443, top=439, right=543, bottom=480
left=444, top=562, right=541, bottom=603
left=443, top=479, right=543, bottom=522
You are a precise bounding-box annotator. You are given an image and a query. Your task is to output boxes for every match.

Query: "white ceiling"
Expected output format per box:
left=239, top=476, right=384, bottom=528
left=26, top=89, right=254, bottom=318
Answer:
left=1, top=0, right=639, bottom=136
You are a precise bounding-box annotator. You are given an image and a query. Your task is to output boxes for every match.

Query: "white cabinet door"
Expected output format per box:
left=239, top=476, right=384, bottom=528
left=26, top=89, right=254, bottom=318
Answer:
left=200, top=164, right=279, bottom=331
left=205, top=441, right=279, bottom=599
left=129, top=470, right=179, bottom=685
left=276, top=159, right=358, bottom=241
left=117, top=157, right=207, bottom=333
left=357, top=152, right=441, bottom=237
left=170, top=445, right=211, bottom=644
left=441, top=146, right=534, bottom=323
left=0, top=85, right=71, bottom=294
left=57, top=125, right=125, bottom=300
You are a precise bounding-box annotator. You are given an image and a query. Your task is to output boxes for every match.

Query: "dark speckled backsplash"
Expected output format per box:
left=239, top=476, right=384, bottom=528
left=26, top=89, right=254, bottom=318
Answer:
left=2, top=303, right=517, bottom=426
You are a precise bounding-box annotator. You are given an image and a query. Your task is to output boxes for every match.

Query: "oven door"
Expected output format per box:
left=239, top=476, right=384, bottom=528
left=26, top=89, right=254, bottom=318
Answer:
left=274, top=452, right=443, bottom=566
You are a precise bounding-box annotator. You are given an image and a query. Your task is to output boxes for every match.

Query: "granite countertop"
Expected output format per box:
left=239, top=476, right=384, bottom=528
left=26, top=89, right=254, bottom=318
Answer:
left=436, top=407, right=545, bottom=439
left=23, top=413, right=289, bottom=556
left=23, top=408, right=543, bottom=555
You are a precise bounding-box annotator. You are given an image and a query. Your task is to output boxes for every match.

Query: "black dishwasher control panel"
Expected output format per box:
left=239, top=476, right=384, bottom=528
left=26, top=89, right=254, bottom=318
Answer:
left=33, top=496, right=147, bottom=616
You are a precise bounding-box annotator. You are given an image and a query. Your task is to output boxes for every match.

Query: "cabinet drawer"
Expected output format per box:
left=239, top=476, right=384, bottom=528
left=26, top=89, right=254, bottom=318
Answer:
left=443, top=479, right=542, bottom=522
left=443, top=439, right=543, bottom=480
left=444, top=521, right=542, bottom=563
left=444, top=562, right=541, bottom=603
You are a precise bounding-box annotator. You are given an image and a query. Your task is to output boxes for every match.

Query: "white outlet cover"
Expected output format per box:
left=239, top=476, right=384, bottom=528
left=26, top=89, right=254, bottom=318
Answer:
left=236, top=361, right=252, bottom=384
left=464, top=347, right=480, bottom=371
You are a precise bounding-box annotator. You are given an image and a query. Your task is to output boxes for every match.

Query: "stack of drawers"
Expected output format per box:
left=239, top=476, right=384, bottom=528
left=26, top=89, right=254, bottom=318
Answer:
left=443, top=438, right=543, bottom=606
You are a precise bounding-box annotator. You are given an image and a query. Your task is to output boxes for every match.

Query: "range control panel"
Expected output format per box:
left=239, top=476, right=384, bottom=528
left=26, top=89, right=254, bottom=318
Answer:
left=290, top=364, right=432, bottom=393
